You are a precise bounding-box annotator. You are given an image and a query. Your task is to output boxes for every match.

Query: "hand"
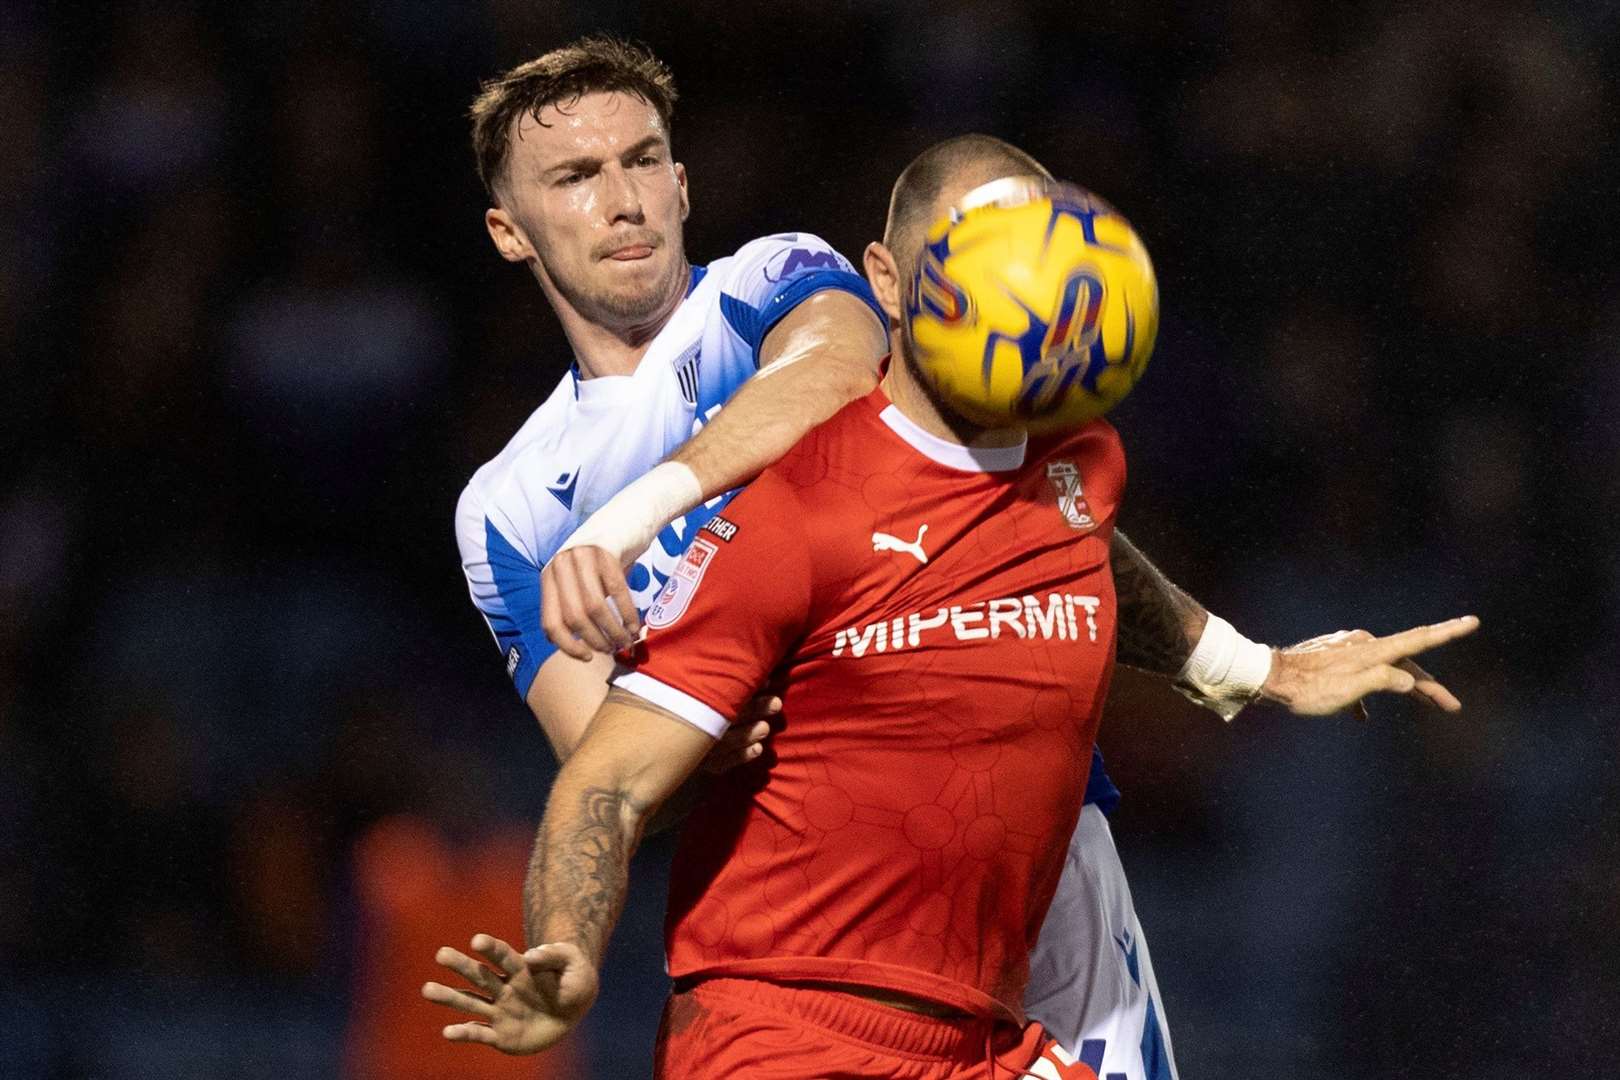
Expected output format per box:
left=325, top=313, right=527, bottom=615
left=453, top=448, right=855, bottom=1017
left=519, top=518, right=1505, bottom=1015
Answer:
left=702, top=693, right=780, bottom=774
left=542, top=545, right=639, bottom=661
left=1261, top=615, right=1479, bottom=718
left=423, top=934, right=598, bottom=1055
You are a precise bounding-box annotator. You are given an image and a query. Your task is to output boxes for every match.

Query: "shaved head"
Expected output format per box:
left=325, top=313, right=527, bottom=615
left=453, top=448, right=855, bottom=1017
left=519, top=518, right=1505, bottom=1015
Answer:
left=861, top=135, right=1056, bottom=440
left=883, top=134, right=1052, bottom=279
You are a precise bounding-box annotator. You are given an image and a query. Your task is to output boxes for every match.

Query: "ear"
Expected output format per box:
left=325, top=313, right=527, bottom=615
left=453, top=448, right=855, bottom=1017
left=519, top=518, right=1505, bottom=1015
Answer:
left=485, top=206, right=535, bottom=264
left=675, top=161, right=690, bottom=222
left=863, top=241, right=905, bottom=325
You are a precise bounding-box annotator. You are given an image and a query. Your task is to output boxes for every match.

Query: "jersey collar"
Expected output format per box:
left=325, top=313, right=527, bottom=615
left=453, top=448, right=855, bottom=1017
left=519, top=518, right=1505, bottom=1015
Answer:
left=877, top=401, right=1027, bottom=472
left=567, top=268, right=706, bottom=403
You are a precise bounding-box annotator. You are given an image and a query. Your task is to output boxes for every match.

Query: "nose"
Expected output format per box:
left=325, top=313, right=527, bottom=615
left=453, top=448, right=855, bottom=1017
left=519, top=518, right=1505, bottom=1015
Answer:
left=600, top=162, right=644, bottom=225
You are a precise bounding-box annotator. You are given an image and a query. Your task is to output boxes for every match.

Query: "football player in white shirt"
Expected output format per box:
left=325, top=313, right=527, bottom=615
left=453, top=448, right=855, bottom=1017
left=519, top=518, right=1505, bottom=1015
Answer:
left=452, top=38, right=888, bottom=760
left=431, top=39, right=1477, bottom=1079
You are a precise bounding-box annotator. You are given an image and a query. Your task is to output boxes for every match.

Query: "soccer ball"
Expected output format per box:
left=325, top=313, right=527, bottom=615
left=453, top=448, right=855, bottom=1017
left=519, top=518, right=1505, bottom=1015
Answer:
left=905, top=177, right=1159, bottom=433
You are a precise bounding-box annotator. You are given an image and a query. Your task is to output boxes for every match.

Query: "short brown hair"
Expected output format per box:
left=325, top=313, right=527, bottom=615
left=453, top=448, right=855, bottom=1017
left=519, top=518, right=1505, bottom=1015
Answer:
left=469, top=36, right=677, bottom=201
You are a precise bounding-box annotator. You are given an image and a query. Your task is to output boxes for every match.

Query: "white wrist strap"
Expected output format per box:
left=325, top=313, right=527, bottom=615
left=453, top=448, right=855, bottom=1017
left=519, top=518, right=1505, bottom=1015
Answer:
left=557, top=461, right=704, bottom=564
left=1173, top=615, right=1273, bottom=722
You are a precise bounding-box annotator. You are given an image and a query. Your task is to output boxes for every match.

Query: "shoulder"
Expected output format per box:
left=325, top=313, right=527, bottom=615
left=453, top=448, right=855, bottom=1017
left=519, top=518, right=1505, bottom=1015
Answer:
left=456, top=380, right=579, bottom=565
left=711, top=465, right=809, bottom=536
left=1033, top=416, right=1124, bottom=468
left=712, top=231, right=859, bottom=297
left=700, top=233, right=882, bottom=359
left=1028, top=417, right=1127, bottom=526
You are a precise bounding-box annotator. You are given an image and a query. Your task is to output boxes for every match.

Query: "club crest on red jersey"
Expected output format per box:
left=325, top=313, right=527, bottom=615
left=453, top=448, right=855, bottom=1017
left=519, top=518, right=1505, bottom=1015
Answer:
left=1046, top=460, right=1096, bottom=532
left=647, top=537, right=719, bottom=629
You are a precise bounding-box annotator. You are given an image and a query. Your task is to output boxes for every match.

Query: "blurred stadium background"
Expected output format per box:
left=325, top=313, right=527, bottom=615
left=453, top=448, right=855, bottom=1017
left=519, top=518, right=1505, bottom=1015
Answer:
left=3, top=1, right=1617, bottom=1076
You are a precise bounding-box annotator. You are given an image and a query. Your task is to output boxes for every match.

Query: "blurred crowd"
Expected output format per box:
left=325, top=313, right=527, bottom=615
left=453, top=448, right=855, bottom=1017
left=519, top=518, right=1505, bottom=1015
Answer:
left=3, top=1, right=1616, bottom=1076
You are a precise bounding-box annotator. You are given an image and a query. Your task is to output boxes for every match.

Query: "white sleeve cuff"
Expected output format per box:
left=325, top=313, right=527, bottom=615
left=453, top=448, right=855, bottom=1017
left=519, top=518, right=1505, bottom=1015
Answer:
left=611, top=671, right=729, bottom=739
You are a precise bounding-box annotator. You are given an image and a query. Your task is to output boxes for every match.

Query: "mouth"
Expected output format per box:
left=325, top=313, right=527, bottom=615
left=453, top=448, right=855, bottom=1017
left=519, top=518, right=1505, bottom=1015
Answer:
left=600, top=234, right=662, bottom=262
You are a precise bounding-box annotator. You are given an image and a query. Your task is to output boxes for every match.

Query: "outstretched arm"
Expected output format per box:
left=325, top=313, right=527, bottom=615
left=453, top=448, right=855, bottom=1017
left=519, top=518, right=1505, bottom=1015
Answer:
left=542, top=290, right=886, bottom=659
left=423, top=688, right=714, bottom=1055
left=1109, top=529, right=1478, bottom=719
left=1110, top=529, right=1208, bottom=676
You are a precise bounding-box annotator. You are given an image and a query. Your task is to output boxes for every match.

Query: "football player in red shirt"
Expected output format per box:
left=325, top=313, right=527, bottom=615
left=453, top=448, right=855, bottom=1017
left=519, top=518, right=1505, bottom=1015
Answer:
left=422, top=138, right=1478, bottom=1078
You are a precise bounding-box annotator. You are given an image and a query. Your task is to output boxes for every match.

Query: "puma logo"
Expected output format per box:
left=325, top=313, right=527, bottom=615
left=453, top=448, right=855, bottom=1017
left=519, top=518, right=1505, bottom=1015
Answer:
left=872, top=524, right=929, bottom=564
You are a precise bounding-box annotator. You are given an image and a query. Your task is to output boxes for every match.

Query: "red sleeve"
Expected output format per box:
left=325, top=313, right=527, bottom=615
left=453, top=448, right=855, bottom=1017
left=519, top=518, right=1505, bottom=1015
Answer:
left=612, top=470, right=813, bottom=738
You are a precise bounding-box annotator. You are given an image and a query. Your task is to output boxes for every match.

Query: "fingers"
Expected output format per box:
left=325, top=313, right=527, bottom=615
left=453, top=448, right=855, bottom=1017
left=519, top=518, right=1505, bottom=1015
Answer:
left=595, top=547, right=642, bottom=643
left=441, top=1022, right=501, bottom=1046
left=739, top=694, right=783, bottom=720
left=1397, top=658, right=1463, bottom=713
left=1348, top=663, right=1417, bottom=704
left=541, top=560, right=595, bottom=661
left=523, top=942, right=583, bottom=974
left=704, top=719, right=771, bottom=774
left=471, top=933, right=525, bottom=978
left=568, top=553, right=634, bottom=652
left=524, top=942, right=598, bottom=1015
left=558, top=557, right=614, bottom=655
left=435, top=946, right=503, bottom=994
left=1361, top=616, right=1479, bottom=666
left=422, top=981, right=496, bottom=1019
left=543, top=550, right=638, bottom=660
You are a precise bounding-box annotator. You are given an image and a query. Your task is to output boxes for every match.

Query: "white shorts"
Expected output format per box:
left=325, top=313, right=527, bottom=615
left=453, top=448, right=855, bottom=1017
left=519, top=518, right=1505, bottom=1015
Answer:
left=1023, top=803, right=1179, bottom=1080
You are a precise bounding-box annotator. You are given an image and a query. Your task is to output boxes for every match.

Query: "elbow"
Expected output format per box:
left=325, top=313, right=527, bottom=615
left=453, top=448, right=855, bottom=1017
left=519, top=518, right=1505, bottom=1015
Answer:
left=819, top=349, right=879, bottom=401
left=538, top=719, right=587, bottom=765
left=838, top=356, right=880, bottom=398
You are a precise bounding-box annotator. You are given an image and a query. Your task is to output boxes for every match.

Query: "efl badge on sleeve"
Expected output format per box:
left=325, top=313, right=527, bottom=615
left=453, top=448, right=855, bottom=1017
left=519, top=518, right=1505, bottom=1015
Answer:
left=646, top=537, right=720, bottom=629
left=1046, top=460, right=1096, bottom=532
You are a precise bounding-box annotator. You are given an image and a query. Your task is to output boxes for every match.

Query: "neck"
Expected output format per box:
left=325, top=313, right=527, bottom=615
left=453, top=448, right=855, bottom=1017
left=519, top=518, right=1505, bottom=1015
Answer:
left=880, top=346, right=1026, bottom=449
left=542, top=260, right=691, bottom=380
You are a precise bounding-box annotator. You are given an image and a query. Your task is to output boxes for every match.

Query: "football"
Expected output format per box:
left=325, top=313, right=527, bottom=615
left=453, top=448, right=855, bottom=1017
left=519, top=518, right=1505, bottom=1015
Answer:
left=905, top=177, right=1159, bottom=433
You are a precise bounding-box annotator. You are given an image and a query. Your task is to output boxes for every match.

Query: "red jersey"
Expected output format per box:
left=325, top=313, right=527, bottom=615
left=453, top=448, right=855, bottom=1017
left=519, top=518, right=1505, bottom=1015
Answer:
left=614, top=386, right=1125, bottom=1022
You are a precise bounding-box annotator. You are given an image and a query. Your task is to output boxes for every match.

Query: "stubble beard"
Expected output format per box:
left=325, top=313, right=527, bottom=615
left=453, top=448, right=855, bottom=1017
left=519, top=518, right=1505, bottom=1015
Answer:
left=545, top=245, right=685, bottom=332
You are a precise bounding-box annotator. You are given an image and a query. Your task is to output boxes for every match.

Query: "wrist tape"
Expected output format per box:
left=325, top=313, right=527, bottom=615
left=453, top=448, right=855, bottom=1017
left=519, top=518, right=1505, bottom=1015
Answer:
left=1173, top=615, right=1273, bottom=722
left=557, top=461, right=704, bottom=564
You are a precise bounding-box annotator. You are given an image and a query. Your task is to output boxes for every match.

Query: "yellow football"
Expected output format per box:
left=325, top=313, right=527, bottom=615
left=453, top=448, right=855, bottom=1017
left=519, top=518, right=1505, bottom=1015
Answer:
left=906, top=178, right=1159, bottom=433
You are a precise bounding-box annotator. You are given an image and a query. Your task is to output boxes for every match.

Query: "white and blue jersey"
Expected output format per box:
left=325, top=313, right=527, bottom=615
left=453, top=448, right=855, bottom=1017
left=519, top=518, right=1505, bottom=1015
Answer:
left=456, top=233, right=883, bottom=695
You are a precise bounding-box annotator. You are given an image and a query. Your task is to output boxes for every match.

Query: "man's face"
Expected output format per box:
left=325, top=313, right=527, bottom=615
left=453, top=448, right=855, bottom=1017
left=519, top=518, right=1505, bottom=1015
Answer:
left=497, top=91, right=689, bottom=329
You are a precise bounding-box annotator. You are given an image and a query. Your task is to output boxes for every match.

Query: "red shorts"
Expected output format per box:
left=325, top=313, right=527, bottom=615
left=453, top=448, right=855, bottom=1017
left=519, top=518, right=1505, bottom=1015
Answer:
left=653, top=977, right=1078, bottom=1080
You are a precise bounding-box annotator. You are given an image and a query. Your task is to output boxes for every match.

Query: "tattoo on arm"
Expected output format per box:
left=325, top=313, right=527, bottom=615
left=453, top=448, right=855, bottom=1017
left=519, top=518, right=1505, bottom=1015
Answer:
left=524, top=784, right=649, bottom=959
left=1111, top=530, right=1210, bottom=676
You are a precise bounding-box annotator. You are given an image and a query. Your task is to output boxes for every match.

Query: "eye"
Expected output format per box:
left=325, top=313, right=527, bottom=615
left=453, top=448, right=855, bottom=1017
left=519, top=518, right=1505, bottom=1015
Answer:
left=635, top=154, right=661, bottom=168
left=558, top=172, right=586, bottom=187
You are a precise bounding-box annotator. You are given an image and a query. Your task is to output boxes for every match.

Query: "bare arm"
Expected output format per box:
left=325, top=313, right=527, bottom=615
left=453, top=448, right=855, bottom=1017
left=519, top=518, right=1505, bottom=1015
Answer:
left=522, top=688, right=712, bottom=953
left=1110, top=529, right=1209, bottom=676
left=423, top=688, right=715, bottom=1055
left=541, top=289, right=886, bottom=659
left=670, top=288, right=886, bottom=498
left=524, top=651, right=614, bottom=761
left=526, top=647, right=772, bottom=782
left=1109, top=529, right=1477, bottom=717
